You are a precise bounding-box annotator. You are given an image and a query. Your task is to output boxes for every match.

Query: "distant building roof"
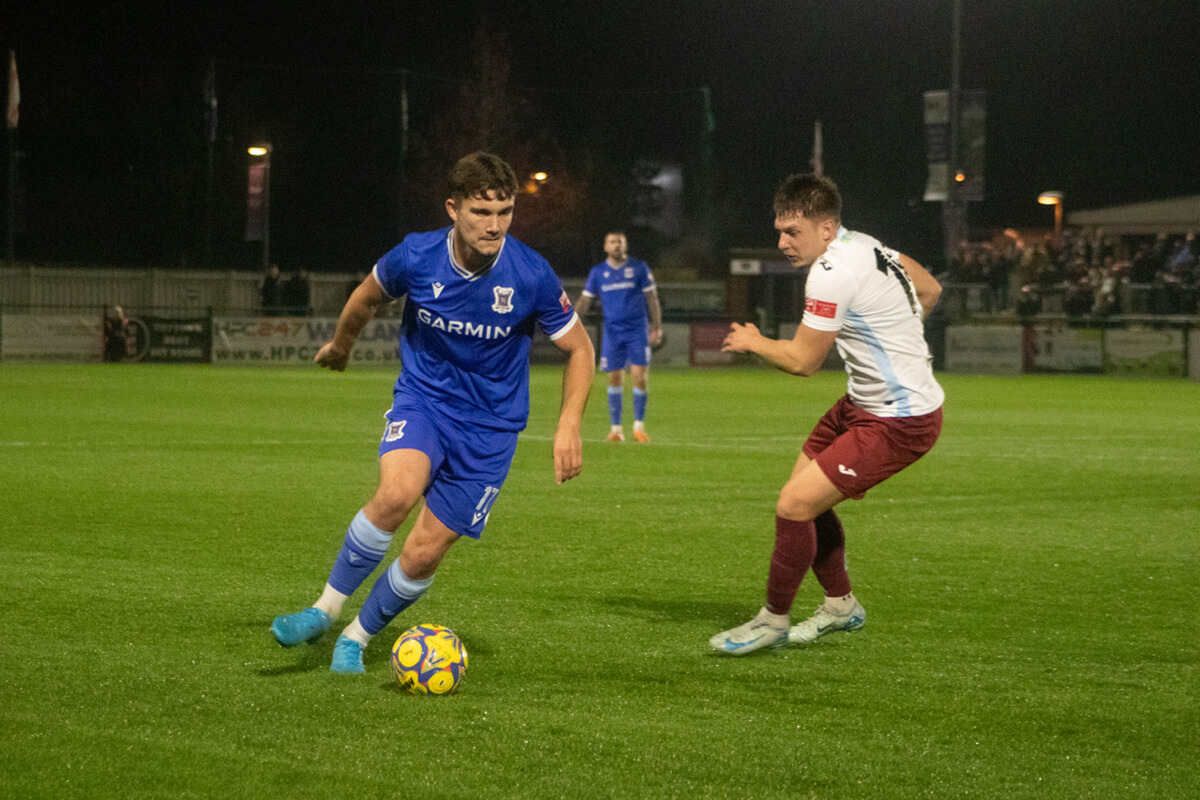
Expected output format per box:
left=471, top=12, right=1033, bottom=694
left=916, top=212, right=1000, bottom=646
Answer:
left=1067, top=195, right=1200, bottom=234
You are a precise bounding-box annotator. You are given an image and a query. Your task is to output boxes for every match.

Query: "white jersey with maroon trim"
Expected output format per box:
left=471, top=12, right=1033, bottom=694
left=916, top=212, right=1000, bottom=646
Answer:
left=801, top=228, right=944, bottom=417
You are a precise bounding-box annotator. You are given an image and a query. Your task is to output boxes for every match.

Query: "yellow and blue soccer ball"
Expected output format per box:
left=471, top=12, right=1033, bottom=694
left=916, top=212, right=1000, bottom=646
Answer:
left=391, top=624, right=468, bottom=695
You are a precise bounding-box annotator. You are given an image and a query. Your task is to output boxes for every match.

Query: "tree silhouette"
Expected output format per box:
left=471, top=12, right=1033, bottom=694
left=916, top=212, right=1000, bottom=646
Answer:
left=405, top=26, right=584, bottom=248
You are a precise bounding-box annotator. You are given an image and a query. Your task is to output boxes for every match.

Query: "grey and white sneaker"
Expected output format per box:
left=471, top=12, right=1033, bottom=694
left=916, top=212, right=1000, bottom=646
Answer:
left=788, top=601, right=865, bottom=644
left=709, top=607, right=788, bottom=655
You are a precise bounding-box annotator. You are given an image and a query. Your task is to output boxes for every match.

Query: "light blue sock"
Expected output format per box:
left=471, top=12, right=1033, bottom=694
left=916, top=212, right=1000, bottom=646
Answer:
left=357, top=560, right=434, bottom=636
left=633, top=387, right=647, bottom=422
left=327, top=509, right=392, bottom=596
left=607, top=385, right=623, bottom=426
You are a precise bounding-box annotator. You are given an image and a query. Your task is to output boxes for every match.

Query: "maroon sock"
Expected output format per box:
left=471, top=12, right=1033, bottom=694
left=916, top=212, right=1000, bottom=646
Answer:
left=766, top=516, right=817, bottom=615
left=812, top=509, right=852, bottom=597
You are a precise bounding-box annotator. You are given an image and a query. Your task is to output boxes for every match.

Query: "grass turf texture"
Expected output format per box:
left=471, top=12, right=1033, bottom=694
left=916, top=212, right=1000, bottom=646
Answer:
left=1, top=364, right=1197, bottom=799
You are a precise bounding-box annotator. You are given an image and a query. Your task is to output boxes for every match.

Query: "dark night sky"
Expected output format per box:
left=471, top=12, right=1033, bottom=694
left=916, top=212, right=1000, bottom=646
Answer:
left=3, top=1, right=1198, bottom=274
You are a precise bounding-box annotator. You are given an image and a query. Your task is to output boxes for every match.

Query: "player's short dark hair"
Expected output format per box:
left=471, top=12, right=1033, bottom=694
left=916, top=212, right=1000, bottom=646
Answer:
left=605, top=231, right=626, bottom=240
left=773, top=173, right=842, bottom=223
left=447, top=152, right=519, bottom=201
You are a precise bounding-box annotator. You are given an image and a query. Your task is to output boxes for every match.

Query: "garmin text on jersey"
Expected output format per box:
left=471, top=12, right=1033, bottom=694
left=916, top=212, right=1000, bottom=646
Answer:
left=416, top=308, right=513, bottom=340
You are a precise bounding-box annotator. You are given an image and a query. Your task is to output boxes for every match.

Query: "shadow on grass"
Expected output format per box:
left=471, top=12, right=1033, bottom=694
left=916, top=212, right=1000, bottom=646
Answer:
left=257, top=659, right=327, bottom=677
left=247, top=615, right=347, bottom=676
left=256, top=640, right=334, bottom=676
left=594, top=594, right=755, bottom=625
left=255, top=646, right=397, bottom=677
left=252, top=629, right=421, bottom=678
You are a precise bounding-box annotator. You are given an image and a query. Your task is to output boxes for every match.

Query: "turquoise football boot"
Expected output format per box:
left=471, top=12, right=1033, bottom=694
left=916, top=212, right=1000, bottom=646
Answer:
left=270, top=607, right=332, bottom=647
left=330, top=634, right=366, bottom=674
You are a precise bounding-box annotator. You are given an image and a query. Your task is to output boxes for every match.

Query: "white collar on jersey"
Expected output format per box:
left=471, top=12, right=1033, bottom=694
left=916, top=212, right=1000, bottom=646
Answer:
left=446, top=228, right=504, bottom=281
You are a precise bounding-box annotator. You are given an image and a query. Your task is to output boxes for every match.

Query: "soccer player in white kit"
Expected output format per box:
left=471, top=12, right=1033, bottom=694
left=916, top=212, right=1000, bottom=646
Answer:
left=710, top=173, right=944, bottom=655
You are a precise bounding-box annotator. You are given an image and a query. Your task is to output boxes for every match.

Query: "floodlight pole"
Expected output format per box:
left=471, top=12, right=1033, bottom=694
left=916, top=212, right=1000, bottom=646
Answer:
left=204, top=57, right=216, bottom=270
left=397, top=69, right=409, bottom=238
left=262, top=147, right=271, bottom=270
left=943, top=0, right=963, bottom=265
left=700, top=86, right=715, bottom=246
left=5, top=49, right=14, bottom=264
left=247, top=144, right=273, bottom=269
left=5, top=125, right=14, bottom=264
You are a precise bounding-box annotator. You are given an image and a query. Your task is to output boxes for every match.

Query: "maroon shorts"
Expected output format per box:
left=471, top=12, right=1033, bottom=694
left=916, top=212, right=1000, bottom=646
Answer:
left=802, top=395, right=943, bottom=500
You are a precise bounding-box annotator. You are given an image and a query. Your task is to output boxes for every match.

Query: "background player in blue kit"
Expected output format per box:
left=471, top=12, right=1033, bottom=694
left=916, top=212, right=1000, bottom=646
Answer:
left=270, top=152, right=595, bottom=674
left=574, top=232, right=663, bottom=442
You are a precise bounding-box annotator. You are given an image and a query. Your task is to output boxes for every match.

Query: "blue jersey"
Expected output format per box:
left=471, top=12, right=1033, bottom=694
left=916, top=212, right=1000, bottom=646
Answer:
left=582, top=259, right=656, bottom=335
left=373, top=227, right=578, bottom=432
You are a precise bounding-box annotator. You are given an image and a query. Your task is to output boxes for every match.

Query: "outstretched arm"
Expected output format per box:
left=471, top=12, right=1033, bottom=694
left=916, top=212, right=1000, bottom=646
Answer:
left=721, top=321, right=838, bottom=377
left=314, top=272, right=388, bottom=371
left=550, top=320, right=596, bottom=484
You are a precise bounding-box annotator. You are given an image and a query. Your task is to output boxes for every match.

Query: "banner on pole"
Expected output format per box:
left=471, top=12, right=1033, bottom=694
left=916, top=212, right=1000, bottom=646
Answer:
left=923, top=89, right=985, bottom=202
left=6, top=50, right=17, bottom=129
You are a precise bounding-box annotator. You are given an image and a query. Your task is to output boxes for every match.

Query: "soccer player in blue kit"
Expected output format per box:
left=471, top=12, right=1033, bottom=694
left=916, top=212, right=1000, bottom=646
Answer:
left=270, top=152, right=595, bottom=674
left=574, top=232, right=663, bottom=442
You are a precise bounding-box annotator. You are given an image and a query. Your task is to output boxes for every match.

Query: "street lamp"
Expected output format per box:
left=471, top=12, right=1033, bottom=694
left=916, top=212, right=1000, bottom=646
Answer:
left=247, top=144, right=273, bottom=269
left=1037, top=191, right=1063, bottom=244
left=523, top=171, right=548, bottom=194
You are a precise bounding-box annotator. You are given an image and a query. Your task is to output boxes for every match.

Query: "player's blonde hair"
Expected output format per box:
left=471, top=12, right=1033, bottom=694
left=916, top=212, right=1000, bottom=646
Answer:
left=773, top=173, right=842, bottom=223
left=447, top=152, right=519, bottom=202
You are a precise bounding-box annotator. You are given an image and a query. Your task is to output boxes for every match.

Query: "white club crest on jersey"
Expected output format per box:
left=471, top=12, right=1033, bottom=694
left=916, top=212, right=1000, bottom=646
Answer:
left=432, top=282, right=445, bottom=298
left=492, top=286, right=515, bottom=313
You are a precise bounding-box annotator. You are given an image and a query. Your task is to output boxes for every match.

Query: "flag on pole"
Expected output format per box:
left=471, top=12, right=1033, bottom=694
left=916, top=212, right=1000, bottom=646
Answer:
left=810, top=120, right=823, bottom=178
left=203, top=58, right=218, bottom=143
left=6, top=50, right=18, bottom=129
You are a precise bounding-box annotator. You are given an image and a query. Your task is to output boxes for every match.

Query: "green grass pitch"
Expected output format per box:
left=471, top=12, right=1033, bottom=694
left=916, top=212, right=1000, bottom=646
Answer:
left=1, top=364, right=1197, bottom=799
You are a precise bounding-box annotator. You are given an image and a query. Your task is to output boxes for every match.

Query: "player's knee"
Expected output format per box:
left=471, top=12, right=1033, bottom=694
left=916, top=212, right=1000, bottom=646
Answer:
left=399, top=539, right=444, bottom=580
left=776, top=492, right=818, bottom=522
left=367, top=485, right=423, bottom=529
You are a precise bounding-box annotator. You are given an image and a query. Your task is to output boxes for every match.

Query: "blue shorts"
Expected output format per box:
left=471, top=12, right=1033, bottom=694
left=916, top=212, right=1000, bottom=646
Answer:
left=378, top=392, right=518, bottom=539
left=599, top=328, right=650, bottom=371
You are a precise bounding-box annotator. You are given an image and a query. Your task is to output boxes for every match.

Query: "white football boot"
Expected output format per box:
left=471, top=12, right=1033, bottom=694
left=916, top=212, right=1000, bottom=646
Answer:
left=788, top=601, right=865, bottom=644
left=709, top=607, right=788, bottom=655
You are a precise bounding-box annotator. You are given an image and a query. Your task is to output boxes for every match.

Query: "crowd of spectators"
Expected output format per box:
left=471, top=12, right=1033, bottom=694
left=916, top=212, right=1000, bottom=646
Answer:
left=948, top=229, right=1199, bottom=319
left=259, top=264, right=312, bottom=316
